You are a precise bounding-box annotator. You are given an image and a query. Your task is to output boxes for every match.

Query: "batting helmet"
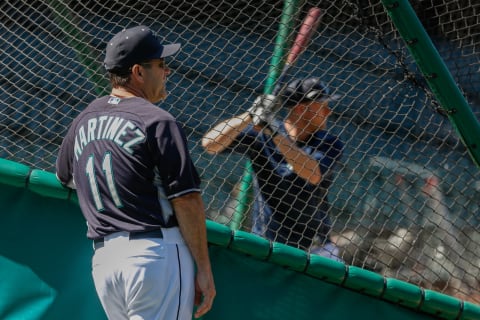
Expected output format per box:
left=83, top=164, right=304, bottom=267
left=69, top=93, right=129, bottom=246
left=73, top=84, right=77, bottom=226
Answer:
left=282, top=77, right=339, bottom=108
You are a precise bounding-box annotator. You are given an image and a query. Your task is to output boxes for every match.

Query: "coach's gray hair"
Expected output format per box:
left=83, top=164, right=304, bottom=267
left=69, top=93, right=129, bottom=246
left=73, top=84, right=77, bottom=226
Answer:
left=109, top=72, right=131, bottom=88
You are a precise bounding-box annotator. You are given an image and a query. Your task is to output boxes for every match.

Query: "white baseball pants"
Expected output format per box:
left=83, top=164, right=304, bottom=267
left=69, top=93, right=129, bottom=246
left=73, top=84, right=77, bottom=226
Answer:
left=91, top=227, right=195, bottom=320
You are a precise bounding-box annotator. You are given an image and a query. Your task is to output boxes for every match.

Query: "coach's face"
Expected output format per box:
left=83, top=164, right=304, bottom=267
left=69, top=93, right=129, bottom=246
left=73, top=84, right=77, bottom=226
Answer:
left=139, top=59, right=171, bottom=103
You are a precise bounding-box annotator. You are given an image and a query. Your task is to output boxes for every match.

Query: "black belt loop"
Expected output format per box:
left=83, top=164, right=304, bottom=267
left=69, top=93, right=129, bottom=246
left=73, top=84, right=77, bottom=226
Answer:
left=93, top=238, right=104, bottom=250
left=93, top=229, right=164, bottom=250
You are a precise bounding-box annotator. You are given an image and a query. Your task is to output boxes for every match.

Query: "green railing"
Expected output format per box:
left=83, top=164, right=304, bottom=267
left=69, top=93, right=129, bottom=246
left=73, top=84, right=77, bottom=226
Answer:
left=381, top=0, right=480, bottom=168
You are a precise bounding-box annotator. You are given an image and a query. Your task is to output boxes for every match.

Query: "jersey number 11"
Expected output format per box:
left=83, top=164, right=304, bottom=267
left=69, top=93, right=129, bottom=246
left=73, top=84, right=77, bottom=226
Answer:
left=86, top=151, right=123, bottom=211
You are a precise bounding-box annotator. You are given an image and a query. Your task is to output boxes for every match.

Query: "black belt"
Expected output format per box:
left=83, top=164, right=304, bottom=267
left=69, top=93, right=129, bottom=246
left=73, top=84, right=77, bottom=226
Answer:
left=93, top=229, right=164, bottom=250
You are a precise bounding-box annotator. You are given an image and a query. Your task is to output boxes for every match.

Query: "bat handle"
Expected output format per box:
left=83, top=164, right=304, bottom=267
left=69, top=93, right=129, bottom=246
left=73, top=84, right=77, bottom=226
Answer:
left=272, top=64, right=291, bottom=96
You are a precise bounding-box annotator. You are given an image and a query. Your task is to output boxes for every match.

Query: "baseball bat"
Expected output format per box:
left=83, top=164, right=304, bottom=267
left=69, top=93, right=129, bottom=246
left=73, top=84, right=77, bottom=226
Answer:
left=272, top=7, right=323, bottom=97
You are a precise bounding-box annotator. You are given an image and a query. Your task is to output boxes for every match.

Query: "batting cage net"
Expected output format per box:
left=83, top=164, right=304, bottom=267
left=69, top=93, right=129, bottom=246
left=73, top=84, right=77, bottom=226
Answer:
left=1, top=0, right=479, bottom=303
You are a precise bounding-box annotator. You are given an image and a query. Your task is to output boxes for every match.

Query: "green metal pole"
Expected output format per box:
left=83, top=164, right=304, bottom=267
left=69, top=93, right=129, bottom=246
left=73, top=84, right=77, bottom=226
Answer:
left=263, top=0, right=303, bottom=95
left=47, top=0, right=110, bottom=96
left=230, top=0, right=303, bottom=230
left=381, top=0, right=480, bottom=168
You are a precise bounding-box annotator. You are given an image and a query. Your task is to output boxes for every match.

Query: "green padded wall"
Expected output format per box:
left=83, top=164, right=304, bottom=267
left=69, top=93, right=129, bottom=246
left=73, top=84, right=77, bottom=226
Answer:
left=0, top=159, right=479, bottom=319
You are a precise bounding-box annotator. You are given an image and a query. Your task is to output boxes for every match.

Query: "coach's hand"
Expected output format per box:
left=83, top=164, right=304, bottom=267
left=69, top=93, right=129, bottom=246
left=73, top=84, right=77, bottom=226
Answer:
left=194, top=268, right=216, bottom=318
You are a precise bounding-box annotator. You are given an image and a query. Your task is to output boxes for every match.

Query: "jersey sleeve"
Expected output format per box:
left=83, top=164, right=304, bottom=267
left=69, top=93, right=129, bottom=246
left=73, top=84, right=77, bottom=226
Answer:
left=151, top=119, right=201, bottom=199
left=55, top=124, right=76, bottom=187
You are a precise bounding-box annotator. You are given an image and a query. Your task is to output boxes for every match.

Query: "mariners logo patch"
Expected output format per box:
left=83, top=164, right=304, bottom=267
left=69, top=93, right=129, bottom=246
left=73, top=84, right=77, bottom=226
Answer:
left=108, top=96, right=121, bottom=105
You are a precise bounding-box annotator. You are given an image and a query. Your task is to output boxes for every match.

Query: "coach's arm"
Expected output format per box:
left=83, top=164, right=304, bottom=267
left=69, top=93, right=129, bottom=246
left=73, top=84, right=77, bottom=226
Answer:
left=172, top=192, right=216, bottom=318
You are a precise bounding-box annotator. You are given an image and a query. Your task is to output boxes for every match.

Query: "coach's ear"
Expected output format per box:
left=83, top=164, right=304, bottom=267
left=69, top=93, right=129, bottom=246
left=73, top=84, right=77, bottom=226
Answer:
left=131, top=64, right=144, bottom=82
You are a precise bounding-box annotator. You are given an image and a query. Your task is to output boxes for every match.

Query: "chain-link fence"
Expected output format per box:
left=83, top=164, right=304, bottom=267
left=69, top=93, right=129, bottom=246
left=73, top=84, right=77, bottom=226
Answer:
left=1, top=0, right=479, bottom=303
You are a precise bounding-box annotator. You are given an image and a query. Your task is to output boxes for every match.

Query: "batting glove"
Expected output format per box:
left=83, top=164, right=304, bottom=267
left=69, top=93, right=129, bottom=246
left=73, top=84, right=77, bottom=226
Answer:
left=248, top=94, right=281, bottom=124
left=248, top=98, right=282, bottom=137
left=263, top=117, right=282, bottom=137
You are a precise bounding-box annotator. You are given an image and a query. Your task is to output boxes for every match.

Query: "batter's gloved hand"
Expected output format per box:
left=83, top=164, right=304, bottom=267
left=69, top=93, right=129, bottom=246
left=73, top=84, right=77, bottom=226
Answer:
left=248, top=94, right=281, bottom=126
left=263, top=117, right=282, bottom=137
left=248, top=100, right=282, bottom=137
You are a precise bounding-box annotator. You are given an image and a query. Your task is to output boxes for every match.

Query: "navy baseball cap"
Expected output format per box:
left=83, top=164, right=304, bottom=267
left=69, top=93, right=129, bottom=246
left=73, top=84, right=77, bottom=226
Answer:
left=283, top=77, right=340, bottom=108
left=104, top=25, right=181, bottom=74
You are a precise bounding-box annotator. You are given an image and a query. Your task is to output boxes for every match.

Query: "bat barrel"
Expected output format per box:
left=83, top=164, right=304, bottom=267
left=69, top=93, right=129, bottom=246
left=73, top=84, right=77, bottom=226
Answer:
left=286, top=7, right=322, bottom=65
left=272, top=7, right=322, bottom=99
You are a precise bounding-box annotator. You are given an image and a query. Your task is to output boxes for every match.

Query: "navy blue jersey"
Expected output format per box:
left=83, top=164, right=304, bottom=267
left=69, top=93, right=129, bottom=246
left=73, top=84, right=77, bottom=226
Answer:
left=226, top=124, right=343, bottom=248
left=56, top=96, right=201, bottom=239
